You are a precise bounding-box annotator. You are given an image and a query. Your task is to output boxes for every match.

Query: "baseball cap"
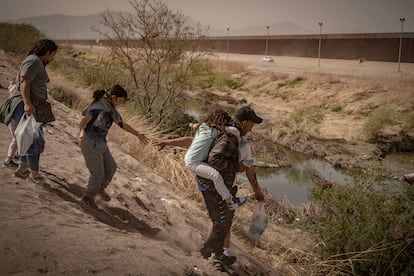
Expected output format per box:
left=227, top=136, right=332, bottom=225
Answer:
left=235, top=106, right=263, bottom=124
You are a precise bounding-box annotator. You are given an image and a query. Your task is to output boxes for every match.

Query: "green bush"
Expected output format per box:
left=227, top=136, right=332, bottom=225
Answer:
left=80, top=57, right=125, bottom=89
left=188, top=60, right=245, bottom=90
left=0, top=22, right=43, bottom=56
left=49, top=87, right=80, bottom=108
left=50, top=48, right=127, bottom=90
left=311, top=174, right=414, bottom=274
left=331, top=105, right=343, bottom=112
left=286, top=107, right=325, bottom=128
left=404, top=111, right=414, bottom=130
left=239, top=98, right=247, bottom=104
left=363, top=107, right=395, bottom=140
left=192, top=72, right=244, bottom=90
left=158, top=111, right=195, bottom=137
left=278, top=77, right=304, bottom=89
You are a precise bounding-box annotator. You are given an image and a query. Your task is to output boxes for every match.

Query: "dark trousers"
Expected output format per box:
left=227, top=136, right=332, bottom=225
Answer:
left=201, top=190, right=234, bottom=256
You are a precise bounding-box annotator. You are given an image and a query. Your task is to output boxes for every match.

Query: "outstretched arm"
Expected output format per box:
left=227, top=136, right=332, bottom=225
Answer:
left=152, top=136, right=193, bottom=150
left=121, top=122, right=149, bottom=145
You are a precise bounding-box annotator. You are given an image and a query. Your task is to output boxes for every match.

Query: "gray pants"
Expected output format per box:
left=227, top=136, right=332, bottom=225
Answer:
left=80, top=138, right=116, bottom=198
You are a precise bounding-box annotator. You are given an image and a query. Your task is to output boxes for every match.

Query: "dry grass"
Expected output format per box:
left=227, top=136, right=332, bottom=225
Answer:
left=210, top=59, right=248, bottom=74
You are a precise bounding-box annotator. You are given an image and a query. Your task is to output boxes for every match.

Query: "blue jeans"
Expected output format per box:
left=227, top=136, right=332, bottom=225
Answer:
left=13, top=102, right=42, bottom=172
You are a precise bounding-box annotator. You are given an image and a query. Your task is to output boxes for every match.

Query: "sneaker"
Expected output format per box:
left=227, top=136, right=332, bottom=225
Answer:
left=98, top=189, right=111, bottom=201
left=214, top=254, right=237, bottom=266
left=27, top=174, right=45, bottom=183
left=81, top=196, right=98, bottom=208
left=200, top=246, right=213, bottom=259
left=3, top=160, right=18, bottom=168
left=234, top=197, right=247, bottom=207
left=14, top=169, right=30, bottom=179
left=402, top=175, right=414, bottom=185
left=223, top=247, right=232, bottom=257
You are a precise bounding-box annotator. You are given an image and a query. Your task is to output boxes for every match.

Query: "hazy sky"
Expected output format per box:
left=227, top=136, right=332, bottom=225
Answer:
left=0, top=0, right=413, bottom=34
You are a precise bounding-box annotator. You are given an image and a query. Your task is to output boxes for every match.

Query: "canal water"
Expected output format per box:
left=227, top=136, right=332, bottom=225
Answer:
left=243, top=155, right=405, bottom=206
left=237, top=158, right=353, bottom=206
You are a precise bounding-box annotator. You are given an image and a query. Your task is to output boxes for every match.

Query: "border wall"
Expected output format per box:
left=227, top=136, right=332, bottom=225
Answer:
left=58, top=32, right=414, bottom=63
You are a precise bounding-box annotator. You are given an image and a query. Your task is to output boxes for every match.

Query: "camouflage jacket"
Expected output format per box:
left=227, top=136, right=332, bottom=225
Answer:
left=196, top=132, right=239, bottom=192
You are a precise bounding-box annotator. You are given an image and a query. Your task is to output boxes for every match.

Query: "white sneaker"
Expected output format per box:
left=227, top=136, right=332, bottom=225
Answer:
left=223, top=247, right=232, bottom=257
left=234, top=197, right=247, bottom=207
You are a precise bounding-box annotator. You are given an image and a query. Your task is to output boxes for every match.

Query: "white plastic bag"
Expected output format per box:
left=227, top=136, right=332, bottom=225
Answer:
left=248, top=202, right=268, bottom=241
left=14, top=113, right=42, bottom=155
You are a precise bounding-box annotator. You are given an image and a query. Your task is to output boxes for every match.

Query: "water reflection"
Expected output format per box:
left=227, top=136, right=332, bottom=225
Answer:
left=247, top=157, right=406, bottom=206
left=246, top=159, right=354, bottom=206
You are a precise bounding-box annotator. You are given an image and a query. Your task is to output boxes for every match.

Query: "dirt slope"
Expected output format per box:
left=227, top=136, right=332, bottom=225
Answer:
left=0, top=51, right=285, bottom=275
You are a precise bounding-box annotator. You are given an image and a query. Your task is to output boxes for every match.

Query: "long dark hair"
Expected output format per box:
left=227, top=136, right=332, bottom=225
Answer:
left=28, top=39, right=58, bottom=56
left=91, top=84, right=128, bottom=104
left=202, top=108, right=238, bottom=133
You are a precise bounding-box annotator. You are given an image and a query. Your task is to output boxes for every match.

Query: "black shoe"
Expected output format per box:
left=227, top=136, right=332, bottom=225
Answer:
left=3, top=160, right=18, bottom=168
left=200, top=246, right=213, bottom=259
left=98, top=189, right=111, bottom=201
left=214, top=254, right=237, bottom=266
left=14, top=169, right=30, bottom=179
left=402, top=175, right=414, bottom=185
left=81, top=196, right=98, bottom=208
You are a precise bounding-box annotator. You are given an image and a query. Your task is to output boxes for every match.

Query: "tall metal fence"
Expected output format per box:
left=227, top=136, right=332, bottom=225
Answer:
left=57, top=32, right=414, bottom=63
left=210, top=32, right=414, bottom=63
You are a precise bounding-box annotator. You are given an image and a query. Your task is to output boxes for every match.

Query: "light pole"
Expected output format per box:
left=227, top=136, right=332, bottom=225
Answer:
left=265, top=26, right=270, bottom=57
left=318, top=22, right=323, bottom=67
left=226, top=27, right=230, bottom=60
left=398, top=17, right=405, bottom=72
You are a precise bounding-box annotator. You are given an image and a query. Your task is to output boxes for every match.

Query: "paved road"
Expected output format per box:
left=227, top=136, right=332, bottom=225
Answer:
left=72, top=44, right=414, bottom=80
left=212, top=53, right=414, bottom=80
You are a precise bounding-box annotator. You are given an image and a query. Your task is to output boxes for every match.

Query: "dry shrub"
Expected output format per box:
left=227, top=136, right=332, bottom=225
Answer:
left=316, top=73, right=342, bottom=84
left=49, top=85, right=84, bottom=109
left=269, top=72, right=289, bottom=82
left=106, top=110, right=203, bottom=203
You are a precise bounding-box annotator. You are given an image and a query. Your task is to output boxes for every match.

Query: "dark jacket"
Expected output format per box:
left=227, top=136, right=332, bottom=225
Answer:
left=0, top=90, right=23, bottom=125
left=197, top=132, right=239, bottom=192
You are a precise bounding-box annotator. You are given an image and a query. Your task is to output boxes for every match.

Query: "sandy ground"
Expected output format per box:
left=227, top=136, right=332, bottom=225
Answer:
left=0, top=51, right=285, bottom=275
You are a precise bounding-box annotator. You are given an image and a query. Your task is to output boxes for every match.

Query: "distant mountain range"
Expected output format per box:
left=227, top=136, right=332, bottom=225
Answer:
left=8, top=13, right=313, bottom=39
